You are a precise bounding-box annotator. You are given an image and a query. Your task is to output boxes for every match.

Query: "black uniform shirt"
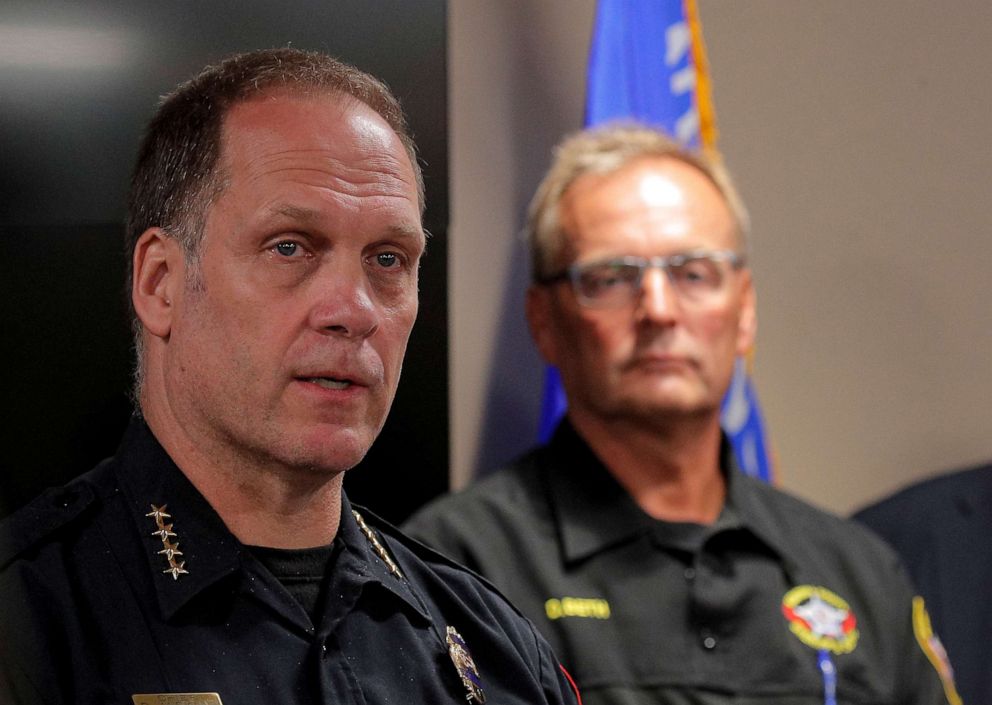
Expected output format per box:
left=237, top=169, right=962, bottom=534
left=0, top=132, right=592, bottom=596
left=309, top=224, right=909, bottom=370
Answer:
left=0, top=418, right=579, bottom=705
left=404, top=421, right=954, bottom=705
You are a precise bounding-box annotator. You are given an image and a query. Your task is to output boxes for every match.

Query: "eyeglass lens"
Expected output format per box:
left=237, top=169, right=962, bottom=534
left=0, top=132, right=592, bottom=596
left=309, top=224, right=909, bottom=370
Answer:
left=573, top=254, right=733, bottom=307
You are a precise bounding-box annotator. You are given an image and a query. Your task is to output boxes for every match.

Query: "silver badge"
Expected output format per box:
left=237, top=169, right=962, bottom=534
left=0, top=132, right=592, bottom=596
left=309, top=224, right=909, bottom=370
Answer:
left=446, top=626, right=486, bottom=703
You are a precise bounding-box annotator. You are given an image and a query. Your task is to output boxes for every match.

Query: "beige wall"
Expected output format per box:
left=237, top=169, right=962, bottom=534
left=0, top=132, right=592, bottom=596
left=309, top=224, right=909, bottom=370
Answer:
left=449, top=0, right=992, bottom=514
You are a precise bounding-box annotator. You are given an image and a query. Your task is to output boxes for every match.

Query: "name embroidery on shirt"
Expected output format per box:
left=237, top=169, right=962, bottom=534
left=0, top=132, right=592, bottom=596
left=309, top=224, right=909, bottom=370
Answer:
left=781, top=585, right=858, bottom=654
left=545, top=596, right=611, bottom=620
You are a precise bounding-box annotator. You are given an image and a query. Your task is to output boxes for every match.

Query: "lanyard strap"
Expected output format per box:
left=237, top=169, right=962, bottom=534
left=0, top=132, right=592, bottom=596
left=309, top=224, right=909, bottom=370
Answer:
left=817, top=649, right=837, bottom=705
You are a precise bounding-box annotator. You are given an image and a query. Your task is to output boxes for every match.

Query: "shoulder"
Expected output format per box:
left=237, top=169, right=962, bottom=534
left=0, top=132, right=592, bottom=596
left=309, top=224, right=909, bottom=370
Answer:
left=740, top=475, right=906, bottom=578
left=403, top=447, right=552, bottom=543
left=0, top=460, right=113, bottom=570
left=853, top=463, right=992, bottom=535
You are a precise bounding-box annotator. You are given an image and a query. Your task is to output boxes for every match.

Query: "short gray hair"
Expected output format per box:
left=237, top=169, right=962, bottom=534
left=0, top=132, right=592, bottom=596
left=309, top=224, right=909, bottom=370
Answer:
left=526, top=123, right=749, bottom=281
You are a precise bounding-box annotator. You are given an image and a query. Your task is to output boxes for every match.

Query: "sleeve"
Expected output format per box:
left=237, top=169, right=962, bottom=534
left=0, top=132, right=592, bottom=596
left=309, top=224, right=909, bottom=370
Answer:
left=871, top=547, right=959, bottom=705
left=532, top=619, right=582, bottom=705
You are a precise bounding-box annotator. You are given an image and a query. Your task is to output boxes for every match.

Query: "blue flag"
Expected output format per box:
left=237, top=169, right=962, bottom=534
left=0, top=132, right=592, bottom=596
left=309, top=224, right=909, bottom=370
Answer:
left=537, top=0, right=773, bottom=482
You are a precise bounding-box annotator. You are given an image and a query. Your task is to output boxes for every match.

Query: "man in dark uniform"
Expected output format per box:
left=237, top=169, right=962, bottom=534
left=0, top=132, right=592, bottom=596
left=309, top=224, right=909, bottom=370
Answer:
left=855, top=463, right=992, bottom=705
left=0, top=49, right=580, bottom=705
left=405, top=125, right=959, bottom=705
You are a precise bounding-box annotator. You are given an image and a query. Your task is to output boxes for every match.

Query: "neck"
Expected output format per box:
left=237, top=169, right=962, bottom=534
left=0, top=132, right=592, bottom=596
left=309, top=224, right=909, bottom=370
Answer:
left=140, top=399, right=343, bottom=550
left=569, top=409, right=726, bottom=524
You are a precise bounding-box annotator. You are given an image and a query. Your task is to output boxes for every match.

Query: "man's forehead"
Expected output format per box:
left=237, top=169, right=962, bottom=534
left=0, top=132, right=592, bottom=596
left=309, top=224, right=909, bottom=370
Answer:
left=218, top=89, right=404, bottom=167
left=560, top=156, right=735, bottom=241
left=213, top=91, right=418, bottom=201
left=570, top=155, right=723, bottom=205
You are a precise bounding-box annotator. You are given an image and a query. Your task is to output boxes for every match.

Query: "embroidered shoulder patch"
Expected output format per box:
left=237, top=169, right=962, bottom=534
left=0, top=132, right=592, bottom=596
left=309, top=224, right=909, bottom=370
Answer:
left=912, top=596, right=962, bottom=705
left=782, top=585, right=859, bottom=654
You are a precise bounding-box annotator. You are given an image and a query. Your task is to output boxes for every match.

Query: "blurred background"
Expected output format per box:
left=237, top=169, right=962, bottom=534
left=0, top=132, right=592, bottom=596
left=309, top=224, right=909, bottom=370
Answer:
left=448, top=0, right=992, bottom=514
left=2, top=0, right=990, bottom=520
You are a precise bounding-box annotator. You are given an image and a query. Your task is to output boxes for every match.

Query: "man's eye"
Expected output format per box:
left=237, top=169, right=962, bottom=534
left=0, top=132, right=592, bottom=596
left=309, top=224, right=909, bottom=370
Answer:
left=274, top=241, right=299, bottom=257
left=375, top=252, right=400, bottom=268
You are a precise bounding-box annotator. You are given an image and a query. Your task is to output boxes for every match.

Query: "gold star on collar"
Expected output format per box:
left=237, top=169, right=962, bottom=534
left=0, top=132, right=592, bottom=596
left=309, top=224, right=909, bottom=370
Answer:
left=151, top=525, right=177, bottom=540
left=163, top=561, right=189, bottom=580
left=352, top=510, right=403, bottom=579
left=147, top=502, right=189, bottom=579
left=145, top=504, right=172, bottom=521
left=157, top=540, right=183, bottom=561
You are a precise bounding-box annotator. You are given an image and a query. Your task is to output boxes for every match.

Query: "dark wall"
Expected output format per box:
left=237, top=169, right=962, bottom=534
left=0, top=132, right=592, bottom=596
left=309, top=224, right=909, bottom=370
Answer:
left=0, top=1, right=448, bottom=524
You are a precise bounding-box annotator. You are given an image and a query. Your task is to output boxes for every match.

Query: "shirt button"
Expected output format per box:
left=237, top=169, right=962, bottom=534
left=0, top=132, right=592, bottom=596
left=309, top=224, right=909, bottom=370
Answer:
left=701, top=635, right=717, bottom=650
left=684, top=567, right=696, bottom=581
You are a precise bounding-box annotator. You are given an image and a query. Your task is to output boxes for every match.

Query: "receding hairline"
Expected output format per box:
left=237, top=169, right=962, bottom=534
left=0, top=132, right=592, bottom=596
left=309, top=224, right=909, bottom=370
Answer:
left=558, top=152, right=744, bottom=247
left=527, top=124, right=751, bottom=281
left=212, top=85, right=423, bottom=204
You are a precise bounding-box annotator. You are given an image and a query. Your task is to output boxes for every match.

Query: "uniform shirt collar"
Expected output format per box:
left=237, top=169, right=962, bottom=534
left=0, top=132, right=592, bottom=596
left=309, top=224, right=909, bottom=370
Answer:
left=544, top=421, right=653, bottom=564
left=333, top=498, right=433, bottom=627
left=113, top=417, right=429, bottom=625
left=545, top=419, right=789, bottom=568
left=114, top=418, right=244, bottom=619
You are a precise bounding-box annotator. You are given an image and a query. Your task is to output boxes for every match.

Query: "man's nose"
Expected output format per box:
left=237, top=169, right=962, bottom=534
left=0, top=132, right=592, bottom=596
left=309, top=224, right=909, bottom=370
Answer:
left=310, top=262, right=379, bottom=339
left=636, top=266, right=680, bottom=324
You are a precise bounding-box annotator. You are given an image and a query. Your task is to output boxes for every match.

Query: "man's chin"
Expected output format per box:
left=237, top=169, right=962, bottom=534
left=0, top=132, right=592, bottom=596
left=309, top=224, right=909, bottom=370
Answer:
left=286, top=427, right=376, bottom=476
left=616, top=389, right=719, bottom=421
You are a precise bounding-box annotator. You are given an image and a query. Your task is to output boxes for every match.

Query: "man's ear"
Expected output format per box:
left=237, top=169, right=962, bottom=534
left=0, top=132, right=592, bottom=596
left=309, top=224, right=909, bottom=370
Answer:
left=132, top=228, right=184, bottom=340
left=736, top=271, right=758, bottom=356
left=525, top=285, right=561, bottom=367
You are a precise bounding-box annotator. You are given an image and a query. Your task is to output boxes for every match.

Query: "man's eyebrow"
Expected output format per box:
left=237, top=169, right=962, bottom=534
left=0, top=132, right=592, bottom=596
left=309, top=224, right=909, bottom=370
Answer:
left=268, top=204, right=321, bottom=223
left=265, top=205, right=425, bottom=242
left=382, top=223, right=427, bottom=243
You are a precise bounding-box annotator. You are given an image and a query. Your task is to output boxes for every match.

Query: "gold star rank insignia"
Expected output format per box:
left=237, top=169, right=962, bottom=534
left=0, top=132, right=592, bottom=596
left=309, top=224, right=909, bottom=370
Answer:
left=163, top=562, right=189, bottom=580
left=151, top=524, right=177, bottom=540
left=145, top=504, right=172, bottom=521
left=147, top=502, right=189, bottom=579
left=157, top=540, right=183, bottom=561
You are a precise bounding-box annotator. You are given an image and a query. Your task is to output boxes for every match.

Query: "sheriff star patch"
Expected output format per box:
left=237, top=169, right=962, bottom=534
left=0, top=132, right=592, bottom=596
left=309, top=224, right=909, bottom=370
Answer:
left=782, top=585, right=859, bottom=654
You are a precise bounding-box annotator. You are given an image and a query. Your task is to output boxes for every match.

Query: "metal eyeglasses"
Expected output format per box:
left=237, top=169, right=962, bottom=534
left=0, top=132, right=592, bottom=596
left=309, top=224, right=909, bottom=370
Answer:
left=537, top=250, right=746, bottom=308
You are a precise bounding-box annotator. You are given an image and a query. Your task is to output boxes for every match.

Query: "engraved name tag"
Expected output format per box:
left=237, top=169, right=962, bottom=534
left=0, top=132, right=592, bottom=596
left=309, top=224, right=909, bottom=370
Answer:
left=132, top=694, right=223, bottom=705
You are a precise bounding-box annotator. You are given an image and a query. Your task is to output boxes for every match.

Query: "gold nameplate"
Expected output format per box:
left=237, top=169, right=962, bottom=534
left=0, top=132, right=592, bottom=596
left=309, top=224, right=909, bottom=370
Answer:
left=132, top=694, right=223, bottom=705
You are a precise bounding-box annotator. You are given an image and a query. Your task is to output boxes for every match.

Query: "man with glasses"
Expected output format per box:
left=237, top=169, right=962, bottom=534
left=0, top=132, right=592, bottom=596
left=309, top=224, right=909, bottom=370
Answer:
left=405, top=125, right=956, bottom=705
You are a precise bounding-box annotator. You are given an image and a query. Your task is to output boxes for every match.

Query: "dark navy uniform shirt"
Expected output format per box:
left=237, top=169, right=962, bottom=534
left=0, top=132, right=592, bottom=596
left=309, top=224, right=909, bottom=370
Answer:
left=855, top=464, right=992, bottom=705
left=404, top=421, right=956, bottom=705
left=0, top=419, right=579, bottom=705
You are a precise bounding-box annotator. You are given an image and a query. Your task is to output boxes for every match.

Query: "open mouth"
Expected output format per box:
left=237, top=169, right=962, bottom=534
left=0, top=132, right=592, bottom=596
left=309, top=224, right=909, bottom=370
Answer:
left=302, top=377, right=353, bottom=390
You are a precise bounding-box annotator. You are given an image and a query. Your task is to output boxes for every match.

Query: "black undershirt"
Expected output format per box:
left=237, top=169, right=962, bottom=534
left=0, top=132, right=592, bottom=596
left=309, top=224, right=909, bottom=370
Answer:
left=247, top=541, right=339, bottom=623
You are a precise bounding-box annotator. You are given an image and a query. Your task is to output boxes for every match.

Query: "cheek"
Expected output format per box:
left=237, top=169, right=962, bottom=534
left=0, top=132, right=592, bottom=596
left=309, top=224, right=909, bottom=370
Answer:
left=378, top=302, right=419, bottom=364
left=577, top=315, right=633, bottom=366
left=690, top=309, right=742, bottom=357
